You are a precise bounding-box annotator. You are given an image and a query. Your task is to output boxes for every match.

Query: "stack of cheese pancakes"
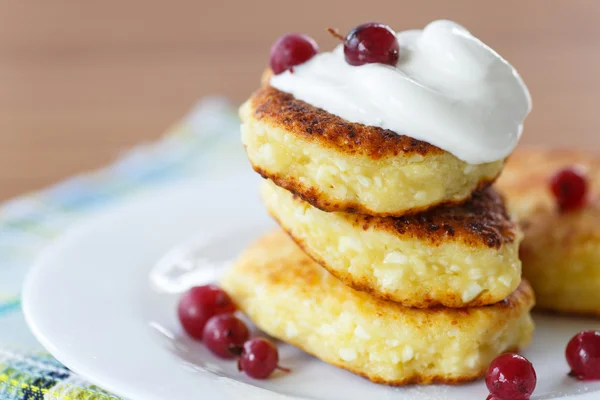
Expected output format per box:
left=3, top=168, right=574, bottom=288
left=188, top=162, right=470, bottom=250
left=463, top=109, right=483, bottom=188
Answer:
left=223, top=20, right=534, bottom=385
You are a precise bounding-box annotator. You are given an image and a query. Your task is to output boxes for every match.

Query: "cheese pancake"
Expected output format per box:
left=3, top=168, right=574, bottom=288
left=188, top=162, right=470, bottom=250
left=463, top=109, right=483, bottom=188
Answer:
left=241, top=86, right=504, bottom=217
left=221, top=231, right=534, bottom=385
left=262, top=180, right=522, bottom=308
left=497, top=148, right=600, bottom=316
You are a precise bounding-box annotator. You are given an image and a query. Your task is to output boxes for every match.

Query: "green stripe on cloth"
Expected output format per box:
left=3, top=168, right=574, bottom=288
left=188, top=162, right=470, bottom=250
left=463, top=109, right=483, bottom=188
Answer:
left=0, top=98, right=240, bottom=399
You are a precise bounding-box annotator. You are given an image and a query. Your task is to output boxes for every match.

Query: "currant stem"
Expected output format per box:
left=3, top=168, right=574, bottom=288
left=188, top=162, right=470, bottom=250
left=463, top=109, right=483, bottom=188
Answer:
left=276, top=365, right=291, bottom=373
left=228, top=345, right=243, bottom=357
left=327, top=28, right=345, bottom=41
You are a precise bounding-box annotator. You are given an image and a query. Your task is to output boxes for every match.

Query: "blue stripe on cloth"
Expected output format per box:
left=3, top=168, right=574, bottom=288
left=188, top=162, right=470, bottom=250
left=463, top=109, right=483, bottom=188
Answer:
left=0, top=299, right=20, bottom=317
left=0, top=98, right=239, bottom=399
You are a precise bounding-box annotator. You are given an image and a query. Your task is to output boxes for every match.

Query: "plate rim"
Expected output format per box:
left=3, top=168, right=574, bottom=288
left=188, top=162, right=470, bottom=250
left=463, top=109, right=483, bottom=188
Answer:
left=21, top=177, right=276, bottom=400
left=21, top=177, right=600, bottom=400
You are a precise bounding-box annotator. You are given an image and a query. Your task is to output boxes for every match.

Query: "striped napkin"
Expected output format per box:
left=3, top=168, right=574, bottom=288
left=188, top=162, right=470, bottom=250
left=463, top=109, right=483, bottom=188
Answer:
left=0, top=99, right=240, bottom=399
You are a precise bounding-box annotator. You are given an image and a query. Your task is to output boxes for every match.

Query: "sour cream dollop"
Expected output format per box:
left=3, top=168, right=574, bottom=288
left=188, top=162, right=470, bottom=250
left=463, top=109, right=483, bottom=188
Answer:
left=270, top=20, right=531, bottom=164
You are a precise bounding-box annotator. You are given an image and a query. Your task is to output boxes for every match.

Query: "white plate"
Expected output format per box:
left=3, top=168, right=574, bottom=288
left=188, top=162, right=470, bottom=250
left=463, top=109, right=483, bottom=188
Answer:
left=22, top=169, right=600, bottom=400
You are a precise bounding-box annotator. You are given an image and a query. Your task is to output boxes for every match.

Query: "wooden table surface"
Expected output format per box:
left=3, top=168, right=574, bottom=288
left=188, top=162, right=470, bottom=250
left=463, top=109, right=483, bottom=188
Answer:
left=1, top=1, right=599, bottom=201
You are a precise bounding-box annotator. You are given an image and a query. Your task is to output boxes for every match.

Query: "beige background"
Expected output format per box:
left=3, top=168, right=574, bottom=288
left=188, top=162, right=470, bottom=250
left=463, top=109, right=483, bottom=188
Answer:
left=1, top=0, right=599, bottom=201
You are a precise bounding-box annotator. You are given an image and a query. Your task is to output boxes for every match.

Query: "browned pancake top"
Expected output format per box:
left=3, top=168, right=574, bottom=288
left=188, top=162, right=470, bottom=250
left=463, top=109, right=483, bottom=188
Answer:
left=297, top=187, right=517, bottom=249
left=498, top=148, right=600, bottom=201
left=249, top=85, right=444, bottom=159
left=496, top=148, right=600, bottom=240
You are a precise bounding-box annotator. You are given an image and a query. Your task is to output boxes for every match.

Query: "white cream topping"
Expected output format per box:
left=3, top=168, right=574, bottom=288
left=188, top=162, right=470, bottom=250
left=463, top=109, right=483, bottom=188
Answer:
left=270, top=20, right=531, bottom=164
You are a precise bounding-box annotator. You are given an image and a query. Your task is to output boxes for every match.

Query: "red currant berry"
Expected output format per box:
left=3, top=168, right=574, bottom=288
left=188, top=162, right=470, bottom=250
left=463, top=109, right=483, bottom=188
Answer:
left=202, top=314, right=249, bottom=359
left=269, top=33, right=318, bottom=74
left=238, top=337, right=289, bottom=379
left=549, top=166, right=588, bottom=212
left=177, top=285, right=236, bottom=340
left=566, top=330, right=600, bottom=380
left=485, top=353, right=536, bottom=400
left=344, top=23, right=399, bottom=66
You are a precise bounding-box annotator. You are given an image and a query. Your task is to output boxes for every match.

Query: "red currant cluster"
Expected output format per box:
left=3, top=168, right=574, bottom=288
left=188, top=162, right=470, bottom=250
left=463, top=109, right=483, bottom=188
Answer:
left=485, top=331, right=600, bottom=399
left=177, top=286, right=600, bottom=392
left=550, top=166, right=588, bottom=212
left=269, top=22, right=400, bottom=75
left=177, top=285, right=288, bottom=379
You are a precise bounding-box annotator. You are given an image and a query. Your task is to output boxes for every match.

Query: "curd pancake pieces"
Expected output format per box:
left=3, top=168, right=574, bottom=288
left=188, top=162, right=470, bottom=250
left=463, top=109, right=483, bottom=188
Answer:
left=221, top=231, right=535, bottom=386
left=261, top=180, right=522, bottom=308
left=497, top=148, right=600, bottom=316
left=241, top=86, right=504, bottom=217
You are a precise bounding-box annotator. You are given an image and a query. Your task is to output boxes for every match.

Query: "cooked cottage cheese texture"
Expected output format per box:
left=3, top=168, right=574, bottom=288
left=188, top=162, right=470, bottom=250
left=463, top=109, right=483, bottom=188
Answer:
left=241, top=87, right=504, bottom=217
left=261, top=180, right=522, bottom=308
left=221, top=231, right=535, bottom=385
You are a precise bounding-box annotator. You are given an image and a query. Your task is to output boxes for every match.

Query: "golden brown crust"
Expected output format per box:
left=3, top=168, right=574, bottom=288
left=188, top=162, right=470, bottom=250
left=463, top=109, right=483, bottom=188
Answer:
left=249, top=85, right=445, bottom=160
left=267, top=217, right=525, bottom=310
left=279, top=225, right=516, bottom=308
left=375, top=187, right=516, bottom=248
left=262, top=180, right=521, bottom=308
left=496, top=147, right=600, bottom=245
left=497, top=148, right=600, bottom=228
left=280, top=185, right=517, bottom=249
left=253, top=163, right=498, bottom=217
left=497, top=147, right=600, bottom=206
